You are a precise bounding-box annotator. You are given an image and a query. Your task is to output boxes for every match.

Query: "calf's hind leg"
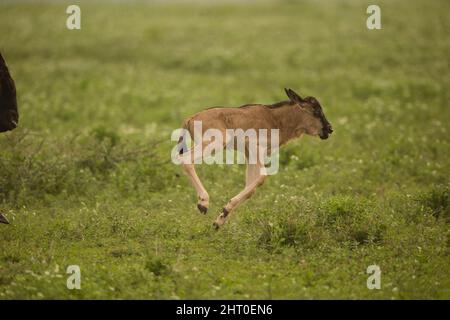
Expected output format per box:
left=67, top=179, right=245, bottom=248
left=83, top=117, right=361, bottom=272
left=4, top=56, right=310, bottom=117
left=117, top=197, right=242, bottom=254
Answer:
left=178, top=142, right=210, bottom=214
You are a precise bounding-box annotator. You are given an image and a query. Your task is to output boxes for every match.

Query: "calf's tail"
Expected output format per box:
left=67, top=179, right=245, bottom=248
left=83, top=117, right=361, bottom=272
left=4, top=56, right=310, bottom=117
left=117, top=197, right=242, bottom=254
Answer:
left=177, top=119, right=191, bottom=155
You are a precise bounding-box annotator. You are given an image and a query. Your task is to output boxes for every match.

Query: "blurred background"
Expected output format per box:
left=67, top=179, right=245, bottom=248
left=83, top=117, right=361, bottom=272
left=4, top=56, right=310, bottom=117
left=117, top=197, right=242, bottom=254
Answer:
left=0, top=0, right=448, bottom=299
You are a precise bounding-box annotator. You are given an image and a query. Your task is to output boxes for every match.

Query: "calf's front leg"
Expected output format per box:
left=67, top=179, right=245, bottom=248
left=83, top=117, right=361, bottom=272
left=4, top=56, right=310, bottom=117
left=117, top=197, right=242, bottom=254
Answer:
left=213, top=163, right=267, bottom=229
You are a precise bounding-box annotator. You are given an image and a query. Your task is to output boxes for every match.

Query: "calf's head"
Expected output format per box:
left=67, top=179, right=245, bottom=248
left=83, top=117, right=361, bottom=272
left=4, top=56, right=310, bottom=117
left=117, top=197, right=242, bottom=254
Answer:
left=285, top=88, right=333, bottom=139
left=0, top=53, right=18, bottom=133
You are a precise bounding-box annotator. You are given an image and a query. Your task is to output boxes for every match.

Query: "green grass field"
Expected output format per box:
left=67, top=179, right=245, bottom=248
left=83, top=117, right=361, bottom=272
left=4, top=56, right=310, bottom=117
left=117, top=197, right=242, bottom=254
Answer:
left=0, top=0, right=449, bottom=299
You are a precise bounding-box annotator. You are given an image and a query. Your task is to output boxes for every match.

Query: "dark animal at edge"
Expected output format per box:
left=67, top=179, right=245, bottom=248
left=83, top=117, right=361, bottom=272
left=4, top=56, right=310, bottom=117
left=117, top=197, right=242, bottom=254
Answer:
left=0, top=52, right=19, bottom=224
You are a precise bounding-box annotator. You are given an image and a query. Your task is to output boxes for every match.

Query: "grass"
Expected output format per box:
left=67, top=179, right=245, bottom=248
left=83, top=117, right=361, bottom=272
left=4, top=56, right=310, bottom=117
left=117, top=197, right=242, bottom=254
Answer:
left=0, top=0, right=449, bottom=299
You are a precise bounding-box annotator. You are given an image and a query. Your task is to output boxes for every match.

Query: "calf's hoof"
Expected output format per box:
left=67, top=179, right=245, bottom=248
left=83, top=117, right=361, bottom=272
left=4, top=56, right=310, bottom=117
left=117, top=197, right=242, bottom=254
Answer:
left=197, top=204, right=208, bottom=214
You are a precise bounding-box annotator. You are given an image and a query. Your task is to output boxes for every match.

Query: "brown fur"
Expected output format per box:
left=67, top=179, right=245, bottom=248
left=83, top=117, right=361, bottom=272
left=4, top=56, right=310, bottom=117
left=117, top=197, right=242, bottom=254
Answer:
left=182, top=98, right=330, bottom=153
left=0, top=52, right=18, bottom=224
left=178, top=88, right=332, bottom=229
left=0, top=52, right=18, bottom=133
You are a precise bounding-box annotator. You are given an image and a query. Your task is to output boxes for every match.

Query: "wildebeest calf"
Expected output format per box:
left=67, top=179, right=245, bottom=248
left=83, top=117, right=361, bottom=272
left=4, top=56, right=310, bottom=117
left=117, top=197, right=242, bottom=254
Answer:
left=177, top=88, right=333, bottom=229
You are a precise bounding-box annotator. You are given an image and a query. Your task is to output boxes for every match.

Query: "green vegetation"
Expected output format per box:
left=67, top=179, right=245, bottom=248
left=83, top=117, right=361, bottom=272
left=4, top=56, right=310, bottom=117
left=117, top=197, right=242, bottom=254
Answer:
left=0, top=0, right=449, bottom=299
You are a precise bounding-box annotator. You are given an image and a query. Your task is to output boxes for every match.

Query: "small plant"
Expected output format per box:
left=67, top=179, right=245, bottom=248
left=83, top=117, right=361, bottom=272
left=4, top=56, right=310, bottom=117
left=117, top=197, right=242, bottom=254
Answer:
left=145, top=257, right=171, bottom=277
left=278, top=144, right=317, bottom=170
left=417, top=185, right=450, bottom=221
left=318, top=196, right=385, bottom=245
left=257, top=200, right=322, bottom=250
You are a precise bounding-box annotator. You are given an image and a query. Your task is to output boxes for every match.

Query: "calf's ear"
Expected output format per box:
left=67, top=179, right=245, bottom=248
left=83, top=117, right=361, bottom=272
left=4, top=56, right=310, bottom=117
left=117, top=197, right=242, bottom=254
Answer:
left=284, top=88, right=304, bottom=106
